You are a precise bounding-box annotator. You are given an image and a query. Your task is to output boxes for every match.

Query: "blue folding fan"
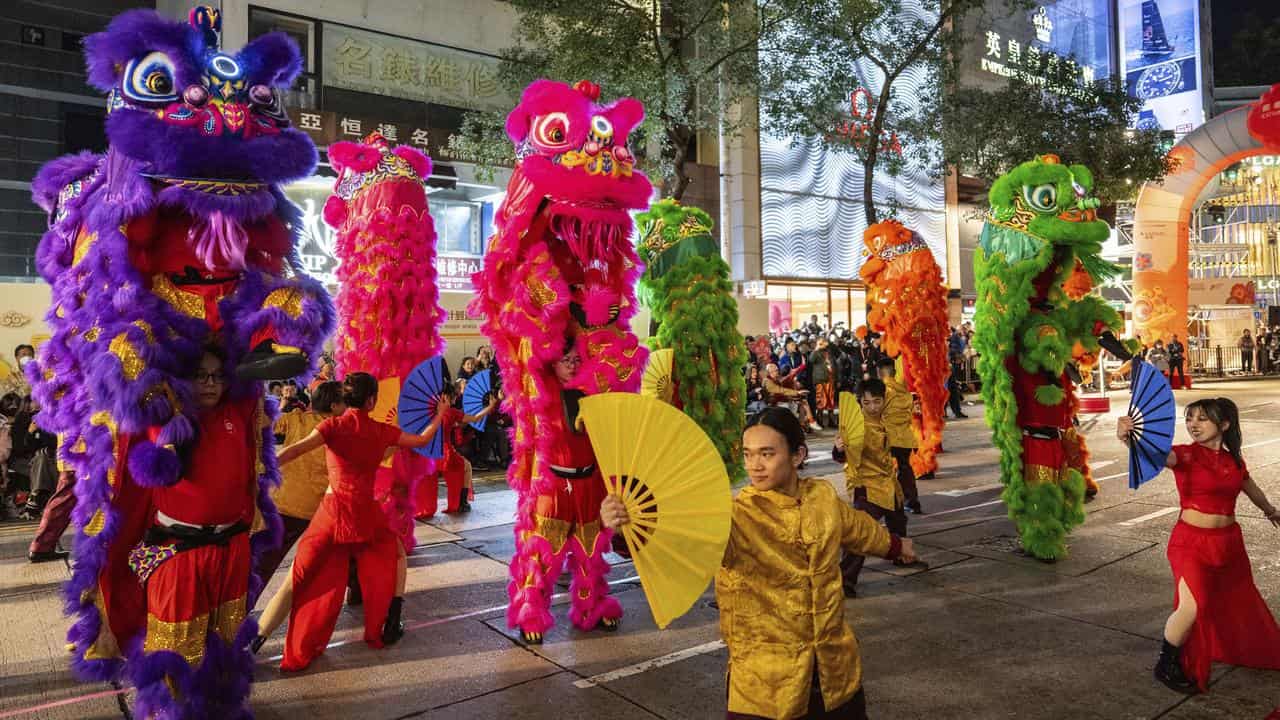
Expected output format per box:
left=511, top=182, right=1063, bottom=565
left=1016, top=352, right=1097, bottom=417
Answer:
left=1127, top=357, right=1176, bottom=489
left=462, top=368, right=492, bottom=432
left=397, top=355, right=445, bottom=459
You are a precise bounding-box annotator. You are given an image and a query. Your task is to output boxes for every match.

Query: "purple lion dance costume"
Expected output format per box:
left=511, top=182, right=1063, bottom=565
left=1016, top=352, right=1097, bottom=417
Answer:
left=26, top=7, right=332, bottom=718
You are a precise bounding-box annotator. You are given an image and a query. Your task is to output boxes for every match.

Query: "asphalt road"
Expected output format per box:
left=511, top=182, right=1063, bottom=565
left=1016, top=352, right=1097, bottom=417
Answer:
left=3, top=381, right=1280, bottom=719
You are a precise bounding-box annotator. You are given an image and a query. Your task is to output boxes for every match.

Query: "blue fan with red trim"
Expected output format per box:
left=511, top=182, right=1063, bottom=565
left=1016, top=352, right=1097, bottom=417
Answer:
left=1128, top=357, right=1176, bottom=489
left=397, top=356, right=444, bottom=459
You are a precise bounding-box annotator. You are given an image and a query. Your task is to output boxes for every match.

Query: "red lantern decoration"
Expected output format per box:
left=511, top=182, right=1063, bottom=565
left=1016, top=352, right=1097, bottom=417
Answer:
left=1247, top=83, right=1280, bottom=150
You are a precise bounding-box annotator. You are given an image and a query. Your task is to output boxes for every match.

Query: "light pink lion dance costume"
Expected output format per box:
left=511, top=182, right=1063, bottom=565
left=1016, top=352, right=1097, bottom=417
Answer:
left=323, top=134, right=444, bottom=550
left=471, top=79, right=650, bottom=642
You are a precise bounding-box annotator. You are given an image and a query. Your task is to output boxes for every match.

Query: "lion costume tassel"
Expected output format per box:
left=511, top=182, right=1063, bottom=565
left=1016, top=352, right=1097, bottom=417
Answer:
left=860, top=220, right=950, bottom=477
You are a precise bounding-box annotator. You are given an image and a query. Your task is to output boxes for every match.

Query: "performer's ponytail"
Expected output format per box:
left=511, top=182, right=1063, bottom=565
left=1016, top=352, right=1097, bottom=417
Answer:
left=341, top=372, right=378, bottom=409
left=1216, top=397, right=1244, bottom=469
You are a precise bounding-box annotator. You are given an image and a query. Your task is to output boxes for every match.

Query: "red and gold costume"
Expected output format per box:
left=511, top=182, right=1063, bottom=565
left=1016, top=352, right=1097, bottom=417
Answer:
left=1168, top=444, right=1280, bottom=690
left=281, top=408, right=403, bottom=671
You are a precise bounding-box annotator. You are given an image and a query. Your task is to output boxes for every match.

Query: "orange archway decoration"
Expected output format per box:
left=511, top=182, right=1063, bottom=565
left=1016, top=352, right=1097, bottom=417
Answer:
left=1131, top=104, right=1269, bottom=343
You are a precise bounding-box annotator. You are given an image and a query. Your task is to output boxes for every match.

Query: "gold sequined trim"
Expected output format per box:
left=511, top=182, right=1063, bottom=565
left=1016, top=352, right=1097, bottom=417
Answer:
left=1024, top=463, right=1060, bottom=486
left=72, top=230, right=97, bottom=266
left=83, top=589, right=121, bottom=661
left=263, top=287, right=305, bottom=319
left=532, top=514, right=572, bottom=555
left=90, top=411, right=117, bottom=433
left=152, top=275, right=205, bottom=320
left=212, top=596, right=246, bottom=644
left=83, top=509, right=106, bottom=537
left=109, top=333, right=144, bottom=381
left=525, top=276, right=558, bottom=309
left=83, top=325, right=101, bottom=343
left=575, top=519, right=602, bottom=556
left=144, top=613, right=207, bottom=666
left=132, top=319, right=155, bottom=343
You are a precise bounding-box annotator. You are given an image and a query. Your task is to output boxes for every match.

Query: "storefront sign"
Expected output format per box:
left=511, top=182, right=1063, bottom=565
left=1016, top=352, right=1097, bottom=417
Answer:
left=742, top=280, right=767, bottom=297
left=972, top=1, right=1111, bottom=99
left=437, top=254, right=482, bottom=293
left=322, top=25, right=510, bottom=113
left=286, top=108, right=460, bottom=159
left=828, top=88, right=904, bottom=157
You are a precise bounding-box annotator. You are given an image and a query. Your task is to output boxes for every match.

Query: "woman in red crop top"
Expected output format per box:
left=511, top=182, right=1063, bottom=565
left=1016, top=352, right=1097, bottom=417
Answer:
left=269, top=372, right=442, bottom=671
left=1118, top=397, right=1280, bottom=694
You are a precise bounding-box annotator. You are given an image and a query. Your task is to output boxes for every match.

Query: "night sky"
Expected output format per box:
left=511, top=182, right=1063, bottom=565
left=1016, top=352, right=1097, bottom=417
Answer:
left=1211, top=0, right=1280, bottom=86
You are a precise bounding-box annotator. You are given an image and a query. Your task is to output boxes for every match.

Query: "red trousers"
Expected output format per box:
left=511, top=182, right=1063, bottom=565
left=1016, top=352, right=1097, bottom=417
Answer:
left=1168, top=521, right=1280, bottom=690
left=282, top=503, right=398, bottom=671
left=414, top=456, right=469, bottom=518
left=143, top=533, right=250, bottom=667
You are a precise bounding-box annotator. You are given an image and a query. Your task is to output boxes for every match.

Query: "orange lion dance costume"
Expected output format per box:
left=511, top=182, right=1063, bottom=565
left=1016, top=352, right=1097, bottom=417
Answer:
left=860, top=220, right=950, bottom=476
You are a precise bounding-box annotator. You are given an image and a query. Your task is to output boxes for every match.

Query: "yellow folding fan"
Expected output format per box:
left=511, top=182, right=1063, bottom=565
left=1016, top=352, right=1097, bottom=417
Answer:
left=370, top=376, right=401, bottom=468
left=578, top=392, right=731, bottom=629
left=839, top=391, right=865, bottom=461
left=640, top=348, right=676, bottom=405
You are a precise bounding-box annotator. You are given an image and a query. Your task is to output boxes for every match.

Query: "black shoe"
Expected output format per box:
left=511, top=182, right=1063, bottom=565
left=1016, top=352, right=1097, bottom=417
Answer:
left=906, top=504, right=924, bottom=515
left=957, top=413, right=969, bottom=419
left=1154, top=640, right=1198, bottom=694
left=235, top=340, right=309, bottom=381
left=456, top=487, right=472, bottom=513
left=382, top=597, right=405, bottom=646
left=250, top=636, right=267, bottom=654
left=347, top=583, right=363, bottom=607
left=918, top=472, right=936, bottom=480
left=842, top=586, right=858, bottom=599
left=521, top=629, right=544, bottom=645
left=28, top=549, right=68, bottom=563
left=597, top=617, right=620, bottom=632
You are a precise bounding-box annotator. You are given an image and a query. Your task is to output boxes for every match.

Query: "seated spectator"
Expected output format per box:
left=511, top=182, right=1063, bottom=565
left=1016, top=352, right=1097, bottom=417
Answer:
left=763, top=363, right=820, bottom=433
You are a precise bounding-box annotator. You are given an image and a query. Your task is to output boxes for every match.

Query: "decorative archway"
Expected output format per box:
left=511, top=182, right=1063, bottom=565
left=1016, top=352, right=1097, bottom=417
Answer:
left=1131, top=104, right=1268, bottom=342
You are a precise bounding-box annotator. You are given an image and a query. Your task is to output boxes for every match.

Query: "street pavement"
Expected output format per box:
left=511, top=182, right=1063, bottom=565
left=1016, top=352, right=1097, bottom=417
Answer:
left=3, top=382, right=1280, bottom=719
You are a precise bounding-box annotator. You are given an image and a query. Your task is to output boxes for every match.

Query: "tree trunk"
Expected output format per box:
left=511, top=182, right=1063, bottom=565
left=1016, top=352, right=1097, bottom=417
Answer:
left=861, top=81, right=896, bottom=227
left=666, top=125, right=693, bottom=201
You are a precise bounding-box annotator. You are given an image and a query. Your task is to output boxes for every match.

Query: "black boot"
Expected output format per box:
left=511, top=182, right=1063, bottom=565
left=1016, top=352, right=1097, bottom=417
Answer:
left=250, top=635, right=267, bottom=654
left=457, top=486, right=471, bottom=513
left=382, top=596, right=405, bottom=646
left=1154, top=640, right=1198, bottom=694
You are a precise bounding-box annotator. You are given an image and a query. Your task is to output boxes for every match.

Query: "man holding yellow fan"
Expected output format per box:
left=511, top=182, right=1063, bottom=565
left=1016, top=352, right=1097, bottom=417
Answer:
left=600, top=407, right=915, bottom=719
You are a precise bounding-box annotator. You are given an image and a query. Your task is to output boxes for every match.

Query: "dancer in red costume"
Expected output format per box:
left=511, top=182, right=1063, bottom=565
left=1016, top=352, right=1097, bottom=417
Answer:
left=1118, top=397, right=1280, bottom=693
left=130, top=345, right=258, bottom=687
left=415, top=382, right=498, bottom=517
left=271, top=373, right=442, bottom=671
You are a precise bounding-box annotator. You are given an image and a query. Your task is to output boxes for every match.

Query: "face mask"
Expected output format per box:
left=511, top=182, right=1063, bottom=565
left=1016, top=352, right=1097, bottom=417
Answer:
left=17, top=356, right=32, bottom=367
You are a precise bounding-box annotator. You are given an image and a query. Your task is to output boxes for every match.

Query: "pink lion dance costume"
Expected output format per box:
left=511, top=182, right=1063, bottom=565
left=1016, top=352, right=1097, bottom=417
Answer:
left=323, top=134, right=444, bottom=550
left=471, top=79, right=650, bottom=643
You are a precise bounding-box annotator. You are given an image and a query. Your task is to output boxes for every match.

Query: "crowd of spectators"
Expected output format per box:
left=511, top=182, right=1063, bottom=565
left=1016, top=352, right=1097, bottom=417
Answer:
left=743, top=315, right=978, bottom=432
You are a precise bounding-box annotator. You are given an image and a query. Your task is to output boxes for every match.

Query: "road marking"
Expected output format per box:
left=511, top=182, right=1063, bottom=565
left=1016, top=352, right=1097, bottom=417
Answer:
left=1090, top=460, right=1116, bottom=470
left=935, top=483, right=1003, bottom=497
left=918, top=498, right=1006, bottom=517
left=1118, top=507, right=1180, bottom=526
left=260, top=574, right=642, bottom=662
left=0, top=689, right=126, bottom=719
left=573, top=641, right=726, bottom=688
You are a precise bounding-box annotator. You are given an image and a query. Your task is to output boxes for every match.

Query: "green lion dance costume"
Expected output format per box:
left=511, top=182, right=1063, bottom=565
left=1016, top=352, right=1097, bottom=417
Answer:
left=636, top=199, right=747, bottom=483
left=973, top=154, right=1131, bottom=561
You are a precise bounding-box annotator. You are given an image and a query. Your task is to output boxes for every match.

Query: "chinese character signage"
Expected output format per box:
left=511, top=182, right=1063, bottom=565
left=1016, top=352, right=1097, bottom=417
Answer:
left=322, top=24, right=510, bottom=112
left=286, top=108, right=461, bottom=159
left=1119, top=0, right=1206, bottom=134
left=970, top=0, right=1113, bottom=97
left=437, top=254, right=482, bottom=293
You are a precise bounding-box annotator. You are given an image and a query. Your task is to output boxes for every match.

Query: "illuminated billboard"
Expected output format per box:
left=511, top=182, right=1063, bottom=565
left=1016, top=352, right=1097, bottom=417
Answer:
left=1119, top=0, right=1206, bottom=133
left=966, top=0, right=1114, bottom=96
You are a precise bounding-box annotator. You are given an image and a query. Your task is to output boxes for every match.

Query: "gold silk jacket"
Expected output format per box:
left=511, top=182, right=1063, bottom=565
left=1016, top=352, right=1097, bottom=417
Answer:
left=883, top=379, right=917, bottom=449
left=271, top=410, right=329, bottom=520
left=844, top=418, right=903, bottom=510
left=715, top=479, right=894, bottom=719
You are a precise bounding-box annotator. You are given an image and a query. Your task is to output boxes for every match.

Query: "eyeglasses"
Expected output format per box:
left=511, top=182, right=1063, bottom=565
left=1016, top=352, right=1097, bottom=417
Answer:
left=195, top=372, right=226, bottom=385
